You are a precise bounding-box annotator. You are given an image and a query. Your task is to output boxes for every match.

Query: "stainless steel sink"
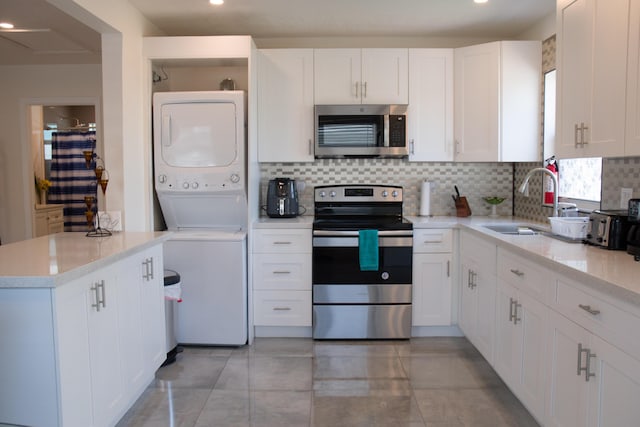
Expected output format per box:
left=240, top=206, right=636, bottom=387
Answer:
left=482, top=223, right=584, bottom=243
left=482, top=224, right=544, bottom=235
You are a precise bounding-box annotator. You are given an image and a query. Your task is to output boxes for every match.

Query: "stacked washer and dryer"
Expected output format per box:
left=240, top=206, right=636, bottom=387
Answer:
left=153, top=91, right=248, bottom=346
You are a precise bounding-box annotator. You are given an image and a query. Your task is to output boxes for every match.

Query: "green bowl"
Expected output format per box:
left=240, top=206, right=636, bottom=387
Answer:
left=483, top=197, right=506, bottom=205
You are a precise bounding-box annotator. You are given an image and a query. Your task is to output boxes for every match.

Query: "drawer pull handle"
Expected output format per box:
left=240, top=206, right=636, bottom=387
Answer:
left=273, top=307, right=291, bottom=311
left=423, top=238, right=443, bottom=244
left=273, top=241, right=292, bottom=245
left=272, top=271, right=291, bottom=275
left=578, top=304, right=600, bottom=316
left=510, top=269, right=525, bottom=277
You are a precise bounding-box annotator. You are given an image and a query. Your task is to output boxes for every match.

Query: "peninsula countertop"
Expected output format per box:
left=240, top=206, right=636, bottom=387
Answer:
left=0, top=231, right=172, bottom=288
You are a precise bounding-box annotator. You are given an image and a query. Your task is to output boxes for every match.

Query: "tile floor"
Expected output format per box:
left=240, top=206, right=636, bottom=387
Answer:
left=117, top=337, right=540, bottom=427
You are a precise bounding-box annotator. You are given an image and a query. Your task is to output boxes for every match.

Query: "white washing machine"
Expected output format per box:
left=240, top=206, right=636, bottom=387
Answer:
left=163, top=230, right=247, bottom=345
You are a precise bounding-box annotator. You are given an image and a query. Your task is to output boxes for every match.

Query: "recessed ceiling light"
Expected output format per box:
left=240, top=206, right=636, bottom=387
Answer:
left=210, top=0, right=224, bottom=5
left=0, top=22, right=15, bottom=29
left=474, top=0, right=488, bottom=3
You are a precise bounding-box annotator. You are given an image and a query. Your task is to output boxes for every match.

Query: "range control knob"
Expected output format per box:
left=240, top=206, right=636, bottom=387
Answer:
left=182, top=182, right=190, bottom=189
left=392, top=190, right=399, bottom=198
left=191, top=182, right=199, bottom=189
left=330, top=191, right=337, bottom=198
left=319, top=191, right=326, bottom=198
left=230, top=173, right=240, bottom=183
left=158, top=174, right=167, bottom=184
left=382, top=190, right=389, bottom=197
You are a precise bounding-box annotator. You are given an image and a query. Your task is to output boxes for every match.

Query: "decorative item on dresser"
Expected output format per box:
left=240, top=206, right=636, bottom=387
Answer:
left=82, top=150, right=111, bottom=237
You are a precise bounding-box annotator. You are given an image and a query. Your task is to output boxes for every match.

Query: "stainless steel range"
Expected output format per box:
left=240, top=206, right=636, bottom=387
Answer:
left=312, top=185, right=413, bottom=339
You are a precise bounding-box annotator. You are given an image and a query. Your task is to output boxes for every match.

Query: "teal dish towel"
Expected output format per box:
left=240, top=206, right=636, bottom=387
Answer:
left=359, top=229, right=379, bottom=271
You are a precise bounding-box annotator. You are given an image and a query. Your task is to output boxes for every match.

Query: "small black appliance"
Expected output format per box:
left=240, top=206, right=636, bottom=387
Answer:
left=627, top=199, right=640, bottom=260
left=266, top=178, right=299, bottom=218
left=584, top=209, right=630, bottom=250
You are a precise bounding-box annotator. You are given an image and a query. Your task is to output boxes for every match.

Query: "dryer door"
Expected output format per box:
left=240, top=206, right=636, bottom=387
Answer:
left=160, top=101, right=238, bottom=167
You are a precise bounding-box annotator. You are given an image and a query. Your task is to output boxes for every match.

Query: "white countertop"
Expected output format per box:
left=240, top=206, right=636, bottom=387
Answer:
left=0, top=231, right=172, bottom=288
left=254, top=215, right=314, bottom=228
left=409, top=215, right=640, bottom=307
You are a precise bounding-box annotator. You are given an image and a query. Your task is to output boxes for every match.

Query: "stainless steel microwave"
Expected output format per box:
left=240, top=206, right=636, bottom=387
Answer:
left=314, top=104, right=408, bottom=158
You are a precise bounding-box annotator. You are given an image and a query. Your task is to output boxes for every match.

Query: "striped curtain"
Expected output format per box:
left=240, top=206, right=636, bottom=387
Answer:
left=48, top=131, right=98, bottom=231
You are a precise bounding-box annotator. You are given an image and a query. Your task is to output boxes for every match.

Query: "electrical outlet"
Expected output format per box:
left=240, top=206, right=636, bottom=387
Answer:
left=621, top=188, right=633, bottom=209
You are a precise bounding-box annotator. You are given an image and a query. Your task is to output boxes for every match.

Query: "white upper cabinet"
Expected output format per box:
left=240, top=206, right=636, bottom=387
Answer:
left=407, top=49, right=454, bottom=161
left=314, top=48, right=409, bottom=105
left=258, top=49, right=315, bottom=162
left=556, top=0, right=630, bottom=158
left=626, top=0, right=640, bottom=156
left=454, top=41, right=541, bottom=162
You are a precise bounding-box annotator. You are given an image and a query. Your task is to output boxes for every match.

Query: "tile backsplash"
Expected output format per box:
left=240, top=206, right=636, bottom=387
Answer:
left=260, top=156, right=640, bottom=221
left=260, top=159, right=514, bottom=217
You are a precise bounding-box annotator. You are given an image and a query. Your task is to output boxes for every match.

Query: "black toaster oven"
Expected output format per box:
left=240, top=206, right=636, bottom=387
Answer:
left=584, top=209, right=630, bottom=250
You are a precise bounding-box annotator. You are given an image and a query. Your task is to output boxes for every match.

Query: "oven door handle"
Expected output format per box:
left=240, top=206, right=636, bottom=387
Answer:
left=313, top=236, right=413, bottom=248
left=313, top=230, right=413, bottom=237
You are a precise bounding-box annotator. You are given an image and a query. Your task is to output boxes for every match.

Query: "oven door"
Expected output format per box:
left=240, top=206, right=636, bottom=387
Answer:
left=312, top=230, right=412, bottom=339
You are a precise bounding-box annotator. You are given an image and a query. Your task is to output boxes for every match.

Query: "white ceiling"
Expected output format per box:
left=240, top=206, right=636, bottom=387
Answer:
left=1, top=0, right=556, bottom=65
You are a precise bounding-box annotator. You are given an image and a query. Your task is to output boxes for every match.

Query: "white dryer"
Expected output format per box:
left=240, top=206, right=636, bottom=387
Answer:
left=153, top=90, right=247, bottom=230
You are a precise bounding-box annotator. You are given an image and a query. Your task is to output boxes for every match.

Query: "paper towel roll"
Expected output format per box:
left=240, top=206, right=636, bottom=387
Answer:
left=420, top=181, right=432, bottom=216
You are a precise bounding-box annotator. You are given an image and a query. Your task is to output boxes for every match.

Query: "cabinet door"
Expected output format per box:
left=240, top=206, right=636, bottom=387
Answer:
left=454, top=42, right=500, bottom=161
left=546, top=310, right=591, bottom=427
left=626, top=0, right=640, bottom=156
left=408, top=49, right=454, bottom=161
left=258, top=49, right=314, bottom=162
left=588, top=336, right=640, bottom=427
left=556, top=0, right=629, bottom=158
left=412, top=253, right=452, bottom=326
left=517, top=291, right=549, bottom=422
left=494, top=280, right=519, bottom=384
left=314, top=48, right=361, bottom=104
left=361, top=48, right=409, bottom=104
left=458, top=262, right=477, bottom=339
left=474, top=268, right=496, bottom=363
left=140, top=246, right=166, bottom=369
left=34, top=211, right=48, bottom=237
left=118, top=245, right=166, bottom=398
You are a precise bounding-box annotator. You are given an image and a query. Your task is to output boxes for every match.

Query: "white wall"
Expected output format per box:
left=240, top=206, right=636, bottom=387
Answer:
left=48, top=0, right=163, bottom=232
left=0, top=64, right=102, bottom=243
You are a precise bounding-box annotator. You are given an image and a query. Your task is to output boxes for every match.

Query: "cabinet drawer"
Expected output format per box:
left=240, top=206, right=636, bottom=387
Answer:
left=554, top=278, right=640, bottom=359
left=253, top=254, right=311, bottom=291
left=413, top=229, right=453, bottom=253
left=49, top=222, right=64, bottom=234
left=47, top=210, right=63, bottom=222
left=460, top=231, right=496, bottom=274
left=497, top=249, right=551, bottom=303
left=253, top=290, right=311, bottom=326
left=253, top=229, right=311, bottom=253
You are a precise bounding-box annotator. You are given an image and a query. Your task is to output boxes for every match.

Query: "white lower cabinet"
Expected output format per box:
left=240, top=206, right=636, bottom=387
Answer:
left=547, top=289, right=640, bottom=427
left=459, top=232, right=640, bottom=427
left=458, top=231, right=496, bottom=363
left=0, top=243, right=166, bottom=427
left=494, top=279, right=548, bottom=422
left=412, top=229, right=453, bottom=326
left=252, top=227, right=312, bottom=331
left=56, top=263, right=126, bottom=427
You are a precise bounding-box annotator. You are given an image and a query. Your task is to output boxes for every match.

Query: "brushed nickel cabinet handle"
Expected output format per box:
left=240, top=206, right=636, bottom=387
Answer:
left=578, top=304, right=600, bottom=316
left=447, top=260, right=450, bottom=278
left=514, top=301, right=522, bottom=325
left=272, top=271, right=291, bottom=275
left=575, top=123, right=580, bottom=147
left=98, top=280, right=106, bottom=308
left=355, top=81, right=359, bottom=98
left=509, top=298, right=516, bottom=322
left=577, top=343, right=589, bottom=377
left=510, top=269, right=525, bottom=277
left=585, top=350, right=596, bottom=382
left=581, top=123, right=589, bottom=145
left=273, top=241, right=292, bottom=245
left=273, top=307, right=292, bottom=311
left=91, top=282, right=101, bottom=312
left=363, top=81, right=367, bottom=98
left=410, top=139, right=415, bottom=155
left=148, top=257, right=154, bottom=280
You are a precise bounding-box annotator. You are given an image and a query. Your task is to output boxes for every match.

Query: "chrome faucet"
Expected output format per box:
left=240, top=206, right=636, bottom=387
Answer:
left=518, top=167, right=559, bottom=217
